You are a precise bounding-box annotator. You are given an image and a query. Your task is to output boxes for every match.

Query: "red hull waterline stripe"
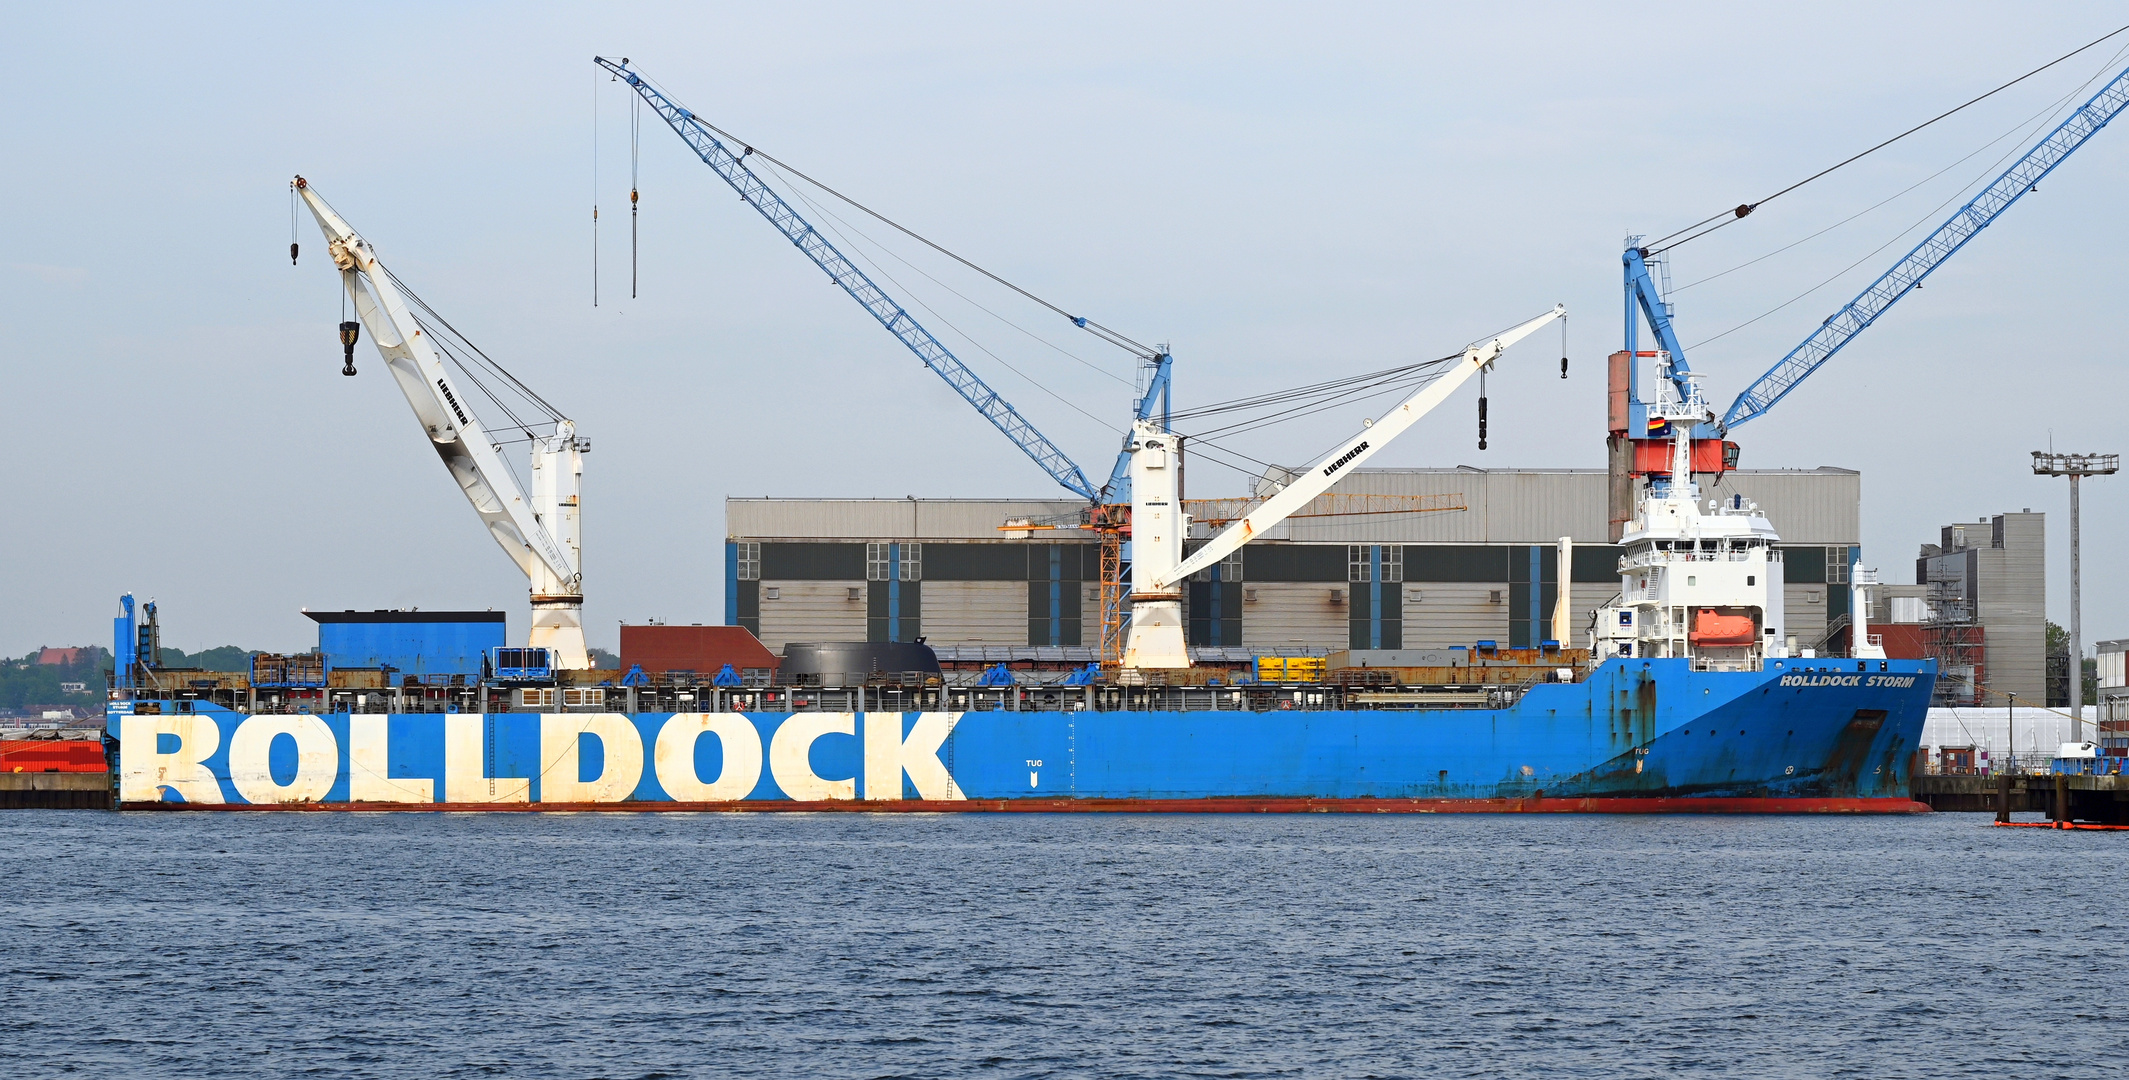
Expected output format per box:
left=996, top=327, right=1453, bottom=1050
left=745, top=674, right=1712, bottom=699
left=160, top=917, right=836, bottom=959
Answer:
left=121, top=796, right=1932, bottom=815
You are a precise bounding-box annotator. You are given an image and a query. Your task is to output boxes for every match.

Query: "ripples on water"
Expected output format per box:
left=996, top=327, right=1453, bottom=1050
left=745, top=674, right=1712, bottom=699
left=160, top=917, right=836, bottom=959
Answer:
left=2, top=811, right=2122, bottom=1079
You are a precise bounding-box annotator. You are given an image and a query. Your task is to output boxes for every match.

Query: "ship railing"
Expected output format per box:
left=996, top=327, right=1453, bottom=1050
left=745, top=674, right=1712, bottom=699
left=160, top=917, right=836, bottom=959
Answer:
left=1619, top=549, right=1758, bottom=573
left=120, top=679, right=1591, bottom=716
left=1922, top=752, right=2075, bottom=776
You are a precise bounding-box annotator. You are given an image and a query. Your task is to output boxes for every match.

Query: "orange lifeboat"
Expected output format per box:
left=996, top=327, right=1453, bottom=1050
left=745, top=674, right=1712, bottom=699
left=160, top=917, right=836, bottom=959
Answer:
left=1689, top=609, right=1756, bottom=647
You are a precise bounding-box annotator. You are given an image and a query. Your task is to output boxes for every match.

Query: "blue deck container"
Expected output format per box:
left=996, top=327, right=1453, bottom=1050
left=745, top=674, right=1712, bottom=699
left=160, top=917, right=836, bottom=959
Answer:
left=307, top=610, right=504, bottom=678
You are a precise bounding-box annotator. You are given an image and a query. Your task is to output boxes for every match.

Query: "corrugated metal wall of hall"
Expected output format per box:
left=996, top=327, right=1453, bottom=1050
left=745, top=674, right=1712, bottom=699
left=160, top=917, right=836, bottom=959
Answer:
left=722, top=469, right=1863, bottom=653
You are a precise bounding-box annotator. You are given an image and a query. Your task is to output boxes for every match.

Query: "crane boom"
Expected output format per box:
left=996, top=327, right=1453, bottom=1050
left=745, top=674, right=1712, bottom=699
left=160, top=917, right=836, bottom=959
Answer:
left=1121, top=304, right=1564, bottom=669
left=597, top=57, right=1097, bottom=500
left=1098, top=352, right=1172, bottom=503
left=1182, top=492, right=1467, bottom=527
left=1160, top=305, right=1566, bottom=589
left=294, top=178, right=590, bottom=669
left=1721, top=61, right=2129, bottom=432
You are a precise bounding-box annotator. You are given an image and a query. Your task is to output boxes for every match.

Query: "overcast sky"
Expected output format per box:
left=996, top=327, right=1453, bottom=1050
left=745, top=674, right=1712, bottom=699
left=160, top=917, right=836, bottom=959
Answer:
left=4, top=2, right=2125, bottom=657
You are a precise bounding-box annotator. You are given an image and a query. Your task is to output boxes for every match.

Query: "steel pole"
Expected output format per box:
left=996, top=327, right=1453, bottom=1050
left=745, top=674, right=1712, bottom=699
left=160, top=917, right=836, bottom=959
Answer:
left=2070, top=473, right=2083, bottom=741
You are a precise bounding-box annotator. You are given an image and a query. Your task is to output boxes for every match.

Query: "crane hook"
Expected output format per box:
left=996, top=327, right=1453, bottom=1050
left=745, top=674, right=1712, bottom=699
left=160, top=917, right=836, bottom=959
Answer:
left=1477, top=371, right=1488, bottom=450
left=339, top=320, right=361, bottom=376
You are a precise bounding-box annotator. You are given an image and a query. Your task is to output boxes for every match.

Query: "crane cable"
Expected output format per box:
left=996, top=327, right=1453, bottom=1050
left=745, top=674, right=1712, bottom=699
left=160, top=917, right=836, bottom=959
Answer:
left=592, top=67, right=599, bottom=307
left=1179, top=360, right=1457, bottom=487
left=687, top=113, right=1159, bottom=360
left=1174, top=308, right=1545, bottom=440
left=1175, top=358, right=1457, bottom=439
left=1179, top=309, right=1563, bottom=477
left=1670, top=86, right=2091, bottom=296
left=768, top=165, right=1126, bottom=433
left=1682, top=40, right=2129, bottom=353
left=756, top=157, right=1136, bottom=392
left=1645, top=23, right=2129, bottom=256
left=631, top=90, right=640, bottom=300
left=380, top=264, right=569, bottom=425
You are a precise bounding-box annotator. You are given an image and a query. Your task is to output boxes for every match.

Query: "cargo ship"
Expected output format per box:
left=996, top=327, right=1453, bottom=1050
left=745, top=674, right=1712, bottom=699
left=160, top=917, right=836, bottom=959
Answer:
left=106, top=656, right=1931, bottom=811
left=105, top=386, right=1934, bottom=812
left=101, top=179, right=1936, bottom=812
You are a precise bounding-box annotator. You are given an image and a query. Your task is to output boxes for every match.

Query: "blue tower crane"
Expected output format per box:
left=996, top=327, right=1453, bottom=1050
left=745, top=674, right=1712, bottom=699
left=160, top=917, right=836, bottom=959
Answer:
left=1720, top=61, right=2129, bottom=432
left=599, top=56, right=1173, bottom=505
left=1608, top=58, right=2129, bottom=537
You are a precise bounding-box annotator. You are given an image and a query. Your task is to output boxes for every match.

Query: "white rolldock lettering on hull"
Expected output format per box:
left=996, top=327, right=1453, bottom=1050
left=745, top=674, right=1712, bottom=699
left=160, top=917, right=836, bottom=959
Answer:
left=116, top=712, right=965, bottom=806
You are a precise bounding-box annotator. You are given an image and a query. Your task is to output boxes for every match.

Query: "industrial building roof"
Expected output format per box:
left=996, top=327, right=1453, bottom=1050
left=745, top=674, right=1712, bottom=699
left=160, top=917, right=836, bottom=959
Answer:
left=305, top=610, right=506, bottom=623
left=727, top=466, right=1861, bottom=546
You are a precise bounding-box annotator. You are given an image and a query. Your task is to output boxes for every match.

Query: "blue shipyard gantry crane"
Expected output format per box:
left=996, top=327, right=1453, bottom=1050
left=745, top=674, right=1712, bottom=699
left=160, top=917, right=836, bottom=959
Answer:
left=1609, top=57, right=2129, bottom=540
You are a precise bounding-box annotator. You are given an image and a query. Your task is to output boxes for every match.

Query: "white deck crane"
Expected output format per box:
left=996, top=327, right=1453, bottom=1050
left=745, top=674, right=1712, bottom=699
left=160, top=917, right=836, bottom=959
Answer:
left=293, top=177, right=591, bottom=670
left=1122, top=305, right=1566, bottom=670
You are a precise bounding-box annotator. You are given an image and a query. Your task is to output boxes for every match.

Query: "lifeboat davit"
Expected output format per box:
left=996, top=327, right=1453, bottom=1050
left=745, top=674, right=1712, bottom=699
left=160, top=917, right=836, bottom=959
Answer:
left=1689, top=609, right=1756, bottom=647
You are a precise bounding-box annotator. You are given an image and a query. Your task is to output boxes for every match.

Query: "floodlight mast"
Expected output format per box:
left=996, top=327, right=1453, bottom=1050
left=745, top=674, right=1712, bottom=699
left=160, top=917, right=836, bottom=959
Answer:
left=2033, top=451, right=2119, bottom=739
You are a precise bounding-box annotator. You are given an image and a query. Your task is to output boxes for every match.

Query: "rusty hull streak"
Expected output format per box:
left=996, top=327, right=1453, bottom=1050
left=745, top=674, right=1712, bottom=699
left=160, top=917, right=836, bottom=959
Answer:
left=121, top=796, right=1931, bottom=814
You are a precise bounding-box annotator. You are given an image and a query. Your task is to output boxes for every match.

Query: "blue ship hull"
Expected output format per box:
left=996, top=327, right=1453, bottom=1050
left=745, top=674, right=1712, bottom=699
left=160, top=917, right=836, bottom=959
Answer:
left=108, top=659, right=1936, bottom=811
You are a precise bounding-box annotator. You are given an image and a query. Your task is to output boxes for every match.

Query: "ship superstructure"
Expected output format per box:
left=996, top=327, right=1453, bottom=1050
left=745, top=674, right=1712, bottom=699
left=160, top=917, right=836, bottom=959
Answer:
left=1592, top=359, right=1789, bottom=669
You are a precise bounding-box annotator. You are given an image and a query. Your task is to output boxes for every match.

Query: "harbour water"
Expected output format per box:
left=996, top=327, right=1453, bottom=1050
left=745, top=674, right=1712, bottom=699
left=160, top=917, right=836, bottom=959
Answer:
left=3, top=811, right=2121, bottom=1078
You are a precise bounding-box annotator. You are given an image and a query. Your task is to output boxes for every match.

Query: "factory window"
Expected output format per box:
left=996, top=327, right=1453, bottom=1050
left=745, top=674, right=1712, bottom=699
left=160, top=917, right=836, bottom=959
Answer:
left=1825, top=548, right=1848, bottom=585
left=735, top=542, right=760, bottom=582
left=1380, top=546, right=1402, bottom=583
left=867, top=543, right=922, bottom=580
left=1193, top=550, right=1245, bottom=584
left=1347, top=545, right=1370, bottom=583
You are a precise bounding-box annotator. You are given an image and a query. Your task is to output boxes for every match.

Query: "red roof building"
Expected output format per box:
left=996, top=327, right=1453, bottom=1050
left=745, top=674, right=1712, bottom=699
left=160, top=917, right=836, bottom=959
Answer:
left=619, top=625, right=779, bottom=677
